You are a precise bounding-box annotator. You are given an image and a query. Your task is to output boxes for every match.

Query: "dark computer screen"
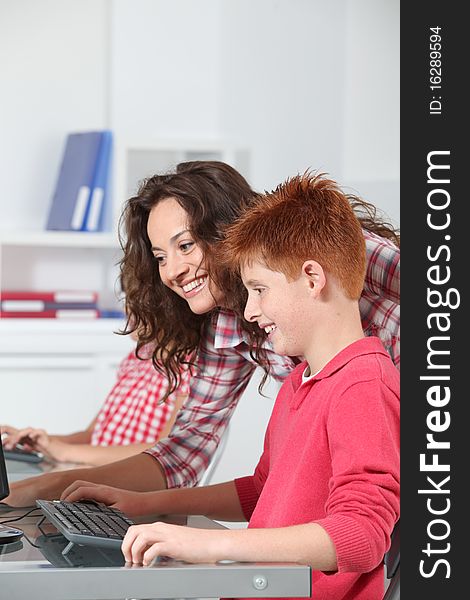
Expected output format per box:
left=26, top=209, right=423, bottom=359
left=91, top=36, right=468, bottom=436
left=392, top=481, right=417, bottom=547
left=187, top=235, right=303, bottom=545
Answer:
left=0, top=442, right=10, bottom=501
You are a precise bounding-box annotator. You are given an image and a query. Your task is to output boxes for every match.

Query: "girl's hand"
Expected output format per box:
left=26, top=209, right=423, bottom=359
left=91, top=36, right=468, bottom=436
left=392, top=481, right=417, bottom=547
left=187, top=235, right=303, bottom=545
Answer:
left=1, top=426, right=49, bottom=452
left=2, top=426, right=71, bottom=463
left=1, top=424, right=21, bottom=444
left=122, top=522, right=225, bottom=565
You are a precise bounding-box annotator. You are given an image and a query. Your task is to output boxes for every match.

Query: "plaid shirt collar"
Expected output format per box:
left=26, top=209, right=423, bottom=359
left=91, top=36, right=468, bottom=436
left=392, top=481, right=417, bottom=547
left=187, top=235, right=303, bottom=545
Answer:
left=212, top=308, right=247, bottom=348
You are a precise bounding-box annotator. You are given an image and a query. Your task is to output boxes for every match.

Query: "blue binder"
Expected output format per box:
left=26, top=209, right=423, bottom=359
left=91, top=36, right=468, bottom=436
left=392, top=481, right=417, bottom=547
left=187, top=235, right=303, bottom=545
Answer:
left=46, top=131, right=104, bottom=231
left=83, top=130, right=113, bottom=232
left=46, top=130, right=112, bottom=231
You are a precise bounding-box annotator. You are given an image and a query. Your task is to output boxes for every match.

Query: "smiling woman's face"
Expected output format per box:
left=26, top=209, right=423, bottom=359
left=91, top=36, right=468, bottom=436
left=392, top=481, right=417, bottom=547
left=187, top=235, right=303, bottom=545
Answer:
left=147, top=197, right=225, bottom=315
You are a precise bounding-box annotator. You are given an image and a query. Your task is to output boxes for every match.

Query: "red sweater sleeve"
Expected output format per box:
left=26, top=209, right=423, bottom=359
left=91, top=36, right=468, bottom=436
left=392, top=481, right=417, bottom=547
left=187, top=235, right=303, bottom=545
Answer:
left=234, top=476, right=259, bottom=521
left=314, top=377, right=400, bottom=573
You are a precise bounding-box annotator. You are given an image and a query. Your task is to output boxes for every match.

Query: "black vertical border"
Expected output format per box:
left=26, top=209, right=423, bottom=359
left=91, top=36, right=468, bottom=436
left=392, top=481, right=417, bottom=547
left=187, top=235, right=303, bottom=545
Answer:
left=401, top=3, right=465, bottom=597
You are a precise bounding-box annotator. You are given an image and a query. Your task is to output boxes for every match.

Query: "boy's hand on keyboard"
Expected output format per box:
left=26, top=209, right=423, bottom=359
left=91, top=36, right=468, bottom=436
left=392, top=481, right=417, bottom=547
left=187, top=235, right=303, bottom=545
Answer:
left=122, top=522, right=224, bottom=565
left=60, top=480, right=150, bottom=517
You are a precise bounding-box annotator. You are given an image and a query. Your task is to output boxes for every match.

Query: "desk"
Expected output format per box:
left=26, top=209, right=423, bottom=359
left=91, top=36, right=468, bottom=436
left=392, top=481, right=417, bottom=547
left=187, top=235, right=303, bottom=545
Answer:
left=1, top=460, right=311, bottom=599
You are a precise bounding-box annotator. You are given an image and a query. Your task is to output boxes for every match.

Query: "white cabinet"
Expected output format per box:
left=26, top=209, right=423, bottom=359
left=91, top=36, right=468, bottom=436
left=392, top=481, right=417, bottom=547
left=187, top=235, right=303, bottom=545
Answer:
left=0, top=232, right=131, bottom=429
left=0, top=317, right=134, bottom=432
left=0, top=230, right=122, bottom=297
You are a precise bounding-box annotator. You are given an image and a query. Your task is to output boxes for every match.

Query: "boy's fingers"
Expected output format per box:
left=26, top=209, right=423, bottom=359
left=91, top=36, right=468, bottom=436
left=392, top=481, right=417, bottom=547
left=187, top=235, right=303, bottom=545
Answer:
left=121, top=525, right=142, bottom=562
left=143, top=543, right=162, bottom=566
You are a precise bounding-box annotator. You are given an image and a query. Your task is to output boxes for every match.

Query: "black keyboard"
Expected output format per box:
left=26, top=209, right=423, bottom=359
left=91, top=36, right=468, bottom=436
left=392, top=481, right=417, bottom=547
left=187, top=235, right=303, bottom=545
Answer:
left=36, top=499, right=135, bottom=549
left=35, top=533, right=125, bottom=567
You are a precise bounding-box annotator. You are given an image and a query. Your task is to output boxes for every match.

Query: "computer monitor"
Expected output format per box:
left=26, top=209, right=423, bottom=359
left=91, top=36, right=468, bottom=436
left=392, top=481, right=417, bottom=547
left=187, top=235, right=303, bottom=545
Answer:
left=0, top=437, right=26, bottom=545
left=0, top=441, right=10, bottom=501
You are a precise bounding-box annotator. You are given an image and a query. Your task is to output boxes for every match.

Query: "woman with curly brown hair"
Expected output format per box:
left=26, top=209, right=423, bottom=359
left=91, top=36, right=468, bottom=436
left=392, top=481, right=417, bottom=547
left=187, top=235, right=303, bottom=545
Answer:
left=5, top=161, right=400, bottom=507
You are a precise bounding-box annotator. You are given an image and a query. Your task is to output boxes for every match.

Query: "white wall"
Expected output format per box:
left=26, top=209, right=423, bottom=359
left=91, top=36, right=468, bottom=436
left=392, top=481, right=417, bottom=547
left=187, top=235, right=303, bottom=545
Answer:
left=342, top=0, right=400, bottom=225
left=217, top=0, right=399, bottom=224
left=218, top=0, right=347, bottom=191
left=0, top=0, right=399, bottom=229
left=110, top=0, right=222, bottom=140
left=0, top=0, right=109, bottom=230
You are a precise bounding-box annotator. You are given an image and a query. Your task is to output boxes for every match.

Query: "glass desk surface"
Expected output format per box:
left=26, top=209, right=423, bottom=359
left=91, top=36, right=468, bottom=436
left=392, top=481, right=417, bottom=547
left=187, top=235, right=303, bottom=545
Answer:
left=1, top=459, right=311, bottom=599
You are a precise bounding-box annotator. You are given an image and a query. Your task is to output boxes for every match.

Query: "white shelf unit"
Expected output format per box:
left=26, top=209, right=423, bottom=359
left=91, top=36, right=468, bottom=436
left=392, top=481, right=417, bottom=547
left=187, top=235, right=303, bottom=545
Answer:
left=112, top=138, right=250, bottom=230
left=0, top=230, right=123, bottom=318
left=0, top=230, right=118, bottom=248
left=1, top=139, right=250, bottom=316
left=0, top=140, right=249, bottom=430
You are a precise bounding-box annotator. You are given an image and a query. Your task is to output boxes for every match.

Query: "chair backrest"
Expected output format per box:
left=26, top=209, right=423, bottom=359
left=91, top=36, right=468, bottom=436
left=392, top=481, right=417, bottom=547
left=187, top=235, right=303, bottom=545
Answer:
left=383, top=520, right=400, bottom=600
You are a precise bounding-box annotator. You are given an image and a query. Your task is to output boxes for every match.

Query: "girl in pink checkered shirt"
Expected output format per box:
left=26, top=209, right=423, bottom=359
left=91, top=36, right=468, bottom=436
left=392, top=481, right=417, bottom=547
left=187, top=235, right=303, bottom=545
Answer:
left=1, top=341, right=188, bottom=466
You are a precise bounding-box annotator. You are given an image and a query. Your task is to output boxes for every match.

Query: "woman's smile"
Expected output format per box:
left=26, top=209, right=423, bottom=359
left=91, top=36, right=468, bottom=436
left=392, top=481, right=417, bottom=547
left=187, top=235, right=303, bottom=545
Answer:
left=147, top=198, right=224, bottom=314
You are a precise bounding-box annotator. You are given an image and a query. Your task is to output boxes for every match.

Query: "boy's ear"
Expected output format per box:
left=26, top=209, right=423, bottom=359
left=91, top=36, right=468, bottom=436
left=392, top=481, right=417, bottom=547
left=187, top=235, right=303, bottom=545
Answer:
left=301, top=260, right=326, bottom=297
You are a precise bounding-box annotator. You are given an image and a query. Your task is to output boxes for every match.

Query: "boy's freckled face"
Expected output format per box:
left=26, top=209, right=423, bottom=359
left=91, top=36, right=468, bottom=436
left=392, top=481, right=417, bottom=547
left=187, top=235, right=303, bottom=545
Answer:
left=241, top=261, right=312, bottom=357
